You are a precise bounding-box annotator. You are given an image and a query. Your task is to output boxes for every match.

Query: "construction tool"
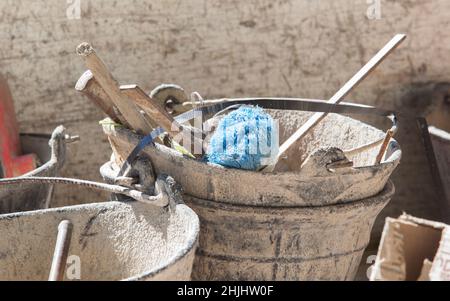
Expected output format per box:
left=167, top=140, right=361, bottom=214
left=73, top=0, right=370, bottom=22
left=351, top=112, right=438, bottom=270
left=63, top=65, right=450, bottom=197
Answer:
left=75, top=70, right=127, bottom=125
left=76, top=73, right=189, bottom=123
left=0, top=74, right=37, bottom=178
left=75, top=45, right=196, bottom=154
left=263, top=34, right=406, bottom=172
left=150, top=84, right=190, bottom=116
left=76, top=43, right=153, bottom=135
left=49, top=220, right=73, bottom=281
left=122, top=85, right=203, bottom=157
left=121, top=85, right=179, bottom=137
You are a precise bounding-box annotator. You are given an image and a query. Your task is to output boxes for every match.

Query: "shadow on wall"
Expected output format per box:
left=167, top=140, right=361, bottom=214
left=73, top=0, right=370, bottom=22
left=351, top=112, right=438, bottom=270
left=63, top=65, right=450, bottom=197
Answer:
left=370, top=82, right=450, bottom=245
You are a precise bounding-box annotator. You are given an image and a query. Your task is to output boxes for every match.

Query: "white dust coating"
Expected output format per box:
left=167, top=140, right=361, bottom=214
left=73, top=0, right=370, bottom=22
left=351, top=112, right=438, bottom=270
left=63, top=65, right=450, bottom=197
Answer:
left=0, top=201, right=199, bottom=281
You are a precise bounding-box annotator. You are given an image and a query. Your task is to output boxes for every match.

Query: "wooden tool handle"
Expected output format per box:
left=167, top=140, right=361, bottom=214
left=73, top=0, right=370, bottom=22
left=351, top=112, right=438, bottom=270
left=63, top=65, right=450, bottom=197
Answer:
left=49, top=220, right=73, bottom=281
left=122, top=85, right=203, bottom=156
left=76, top=43, right=153, bottom=134
left=121, top=85, right=180, bottom=137
left=375, top=129, right=394, bottom=164
left=75, top=70, right=126, bottom=124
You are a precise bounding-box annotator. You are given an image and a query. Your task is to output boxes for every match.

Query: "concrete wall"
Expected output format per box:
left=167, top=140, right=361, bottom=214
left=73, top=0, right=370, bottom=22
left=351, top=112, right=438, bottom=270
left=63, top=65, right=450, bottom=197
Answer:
left=1, top=0, right=448, bottom=226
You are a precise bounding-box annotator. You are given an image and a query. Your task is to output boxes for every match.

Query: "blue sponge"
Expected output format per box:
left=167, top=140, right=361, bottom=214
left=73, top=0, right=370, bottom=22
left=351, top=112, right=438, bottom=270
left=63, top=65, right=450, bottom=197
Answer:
left=206, top=105, right=278, bottom=170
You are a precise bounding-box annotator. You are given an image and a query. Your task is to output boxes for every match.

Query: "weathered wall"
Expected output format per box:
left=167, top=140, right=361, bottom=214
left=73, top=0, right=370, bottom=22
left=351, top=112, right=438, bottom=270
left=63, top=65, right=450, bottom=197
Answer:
left=0, top=0, right=448, bottom=223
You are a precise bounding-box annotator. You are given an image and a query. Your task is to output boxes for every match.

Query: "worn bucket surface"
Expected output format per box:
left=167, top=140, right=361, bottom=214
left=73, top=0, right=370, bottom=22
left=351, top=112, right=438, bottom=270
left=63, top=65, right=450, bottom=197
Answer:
left=0, top=126, right=67, bottom=214
left=0, top=200, right=199, bottom=280
left=187, top=180, right=394, bottom=280
left=104, top=109, right=401, bottom=207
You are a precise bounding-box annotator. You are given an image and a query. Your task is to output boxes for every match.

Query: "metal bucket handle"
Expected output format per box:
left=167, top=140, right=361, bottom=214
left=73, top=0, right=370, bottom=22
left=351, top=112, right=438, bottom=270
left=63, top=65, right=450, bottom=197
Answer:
left=117, top=97, right=400, bottom=175
left=178, top=97, right=399, bottom=162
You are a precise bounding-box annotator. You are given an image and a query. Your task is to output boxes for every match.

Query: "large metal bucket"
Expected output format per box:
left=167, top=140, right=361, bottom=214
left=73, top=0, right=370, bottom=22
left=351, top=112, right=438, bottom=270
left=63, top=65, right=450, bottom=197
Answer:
left=187, top=181, right=394, bottom=280
left=0, top=126, right=67, bottom=214
left=103, top=109, right=400, bottom=280
left=0, top=183, right=199, bottom=280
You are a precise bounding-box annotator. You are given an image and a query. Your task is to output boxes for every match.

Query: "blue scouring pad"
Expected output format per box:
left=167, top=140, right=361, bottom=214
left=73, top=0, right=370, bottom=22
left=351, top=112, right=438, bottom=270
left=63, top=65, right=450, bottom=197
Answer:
left=206, top=105, right=278, bottom=170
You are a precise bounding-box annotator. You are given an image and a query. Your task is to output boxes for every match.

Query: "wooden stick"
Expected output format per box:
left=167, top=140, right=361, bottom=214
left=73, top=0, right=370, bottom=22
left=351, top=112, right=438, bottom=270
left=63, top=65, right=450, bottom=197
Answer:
left=121, top=85, right=203, bottom=156
left=49, top=220, right=73, bottom=281
left=265, top=34, right=406, bottom=172
left=75, top=72, right=167, bottom=145
left=375, top=129, right=394, bottom=164
left=121, top=85, right=179, bottom=136
left=76, top=42, right=153, bottom=134
left=75, top=70, right=129, bottom=125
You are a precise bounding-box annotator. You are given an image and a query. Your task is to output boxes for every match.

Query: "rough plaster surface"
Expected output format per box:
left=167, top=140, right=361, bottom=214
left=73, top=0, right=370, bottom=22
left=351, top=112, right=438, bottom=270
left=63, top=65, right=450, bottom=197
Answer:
left=0, top=200, right=199, bottom=281
left=0, top=1, right=448, bottom=233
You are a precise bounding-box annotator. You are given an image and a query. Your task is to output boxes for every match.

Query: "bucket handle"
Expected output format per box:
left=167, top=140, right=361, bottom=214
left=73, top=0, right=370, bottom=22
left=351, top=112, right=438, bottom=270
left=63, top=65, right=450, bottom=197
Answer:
left=0, top=176, right=168, bottom=206
left=179, top=98, right=400, bottom=163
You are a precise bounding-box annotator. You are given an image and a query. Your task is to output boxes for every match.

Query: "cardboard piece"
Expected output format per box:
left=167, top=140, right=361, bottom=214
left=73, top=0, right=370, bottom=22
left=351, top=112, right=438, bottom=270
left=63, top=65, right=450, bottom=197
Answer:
left=370, top=214, right=450, bottom=281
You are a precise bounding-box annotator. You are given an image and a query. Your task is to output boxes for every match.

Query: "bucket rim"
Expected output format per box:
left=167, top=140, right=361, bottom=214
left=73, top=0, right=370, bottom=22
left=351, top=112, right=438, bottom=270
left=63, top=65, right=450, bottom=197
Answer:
left=183, top=180, right=395, bottom=213
left=105, top=123, right=401, bottom=177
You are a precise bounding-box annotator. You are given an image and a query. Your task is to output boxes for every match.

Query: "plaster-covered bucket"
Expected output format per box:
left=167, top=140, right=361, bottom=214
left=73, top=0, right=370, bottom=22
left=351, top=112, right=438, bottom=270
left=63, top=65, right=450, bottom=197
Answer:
left=0, top=176, right=199, bottom=281
left=0, top=126, right=68, bottom=214
left=103, top=107, right=401, bottom=280
left=187, top=181, right=394, bottom=280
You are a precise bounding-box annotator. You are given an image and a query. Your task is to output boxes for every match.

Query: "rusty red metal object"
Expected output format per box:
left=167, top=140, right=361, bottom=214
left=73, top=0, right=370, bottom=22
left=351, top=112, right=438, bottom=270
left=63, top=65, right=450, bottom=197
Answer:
left=0, top=74, right=37, bottom=178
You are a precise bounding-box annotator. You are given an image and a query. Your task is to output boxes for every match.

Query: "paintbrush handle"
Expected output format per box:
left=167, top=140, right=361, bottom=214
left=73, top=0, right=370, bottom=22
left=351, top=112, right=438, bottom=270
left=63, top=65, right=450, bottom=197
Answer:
left=121, top=85, right=180, bottom=137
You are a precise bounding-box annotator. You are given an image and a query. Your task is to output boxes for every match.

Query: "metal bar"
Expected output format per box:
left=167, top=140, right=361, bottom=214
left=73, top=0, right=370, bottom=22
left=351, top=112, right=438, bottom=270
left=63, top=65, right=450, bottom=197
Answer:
left=49, top=220, right=73, bottom=281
